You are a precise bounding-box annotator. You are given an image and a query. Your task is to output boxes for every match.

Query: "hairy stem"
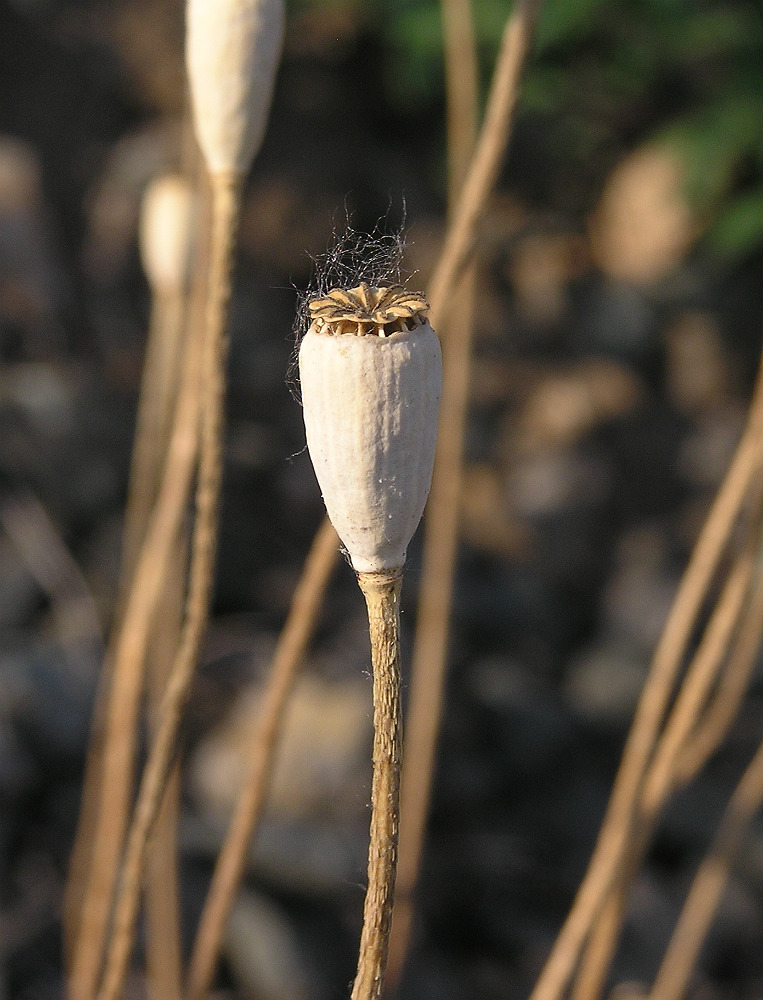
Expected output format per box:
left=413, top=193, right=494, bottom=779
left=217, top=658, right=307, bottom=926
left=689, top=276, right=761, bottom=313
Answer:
left=95, top=172, right=241, bottom=1000
left=352, top=569, right=404, bottom=1000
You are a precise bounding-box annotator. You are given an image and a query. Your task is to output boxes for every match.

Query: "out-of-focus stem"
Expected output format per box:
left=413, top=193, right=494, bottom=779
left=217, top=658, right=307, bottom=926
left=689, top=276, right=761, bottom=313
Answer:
left=186, top=516, right=339, bottom=1000
left=385, top=0, right=478, bottom=988
left=570, top=529, right=759, bottom=1000
left=67, top=266, right=206, bottom=1000
left=650, top=736, right=763, bottom=1000
left=96, top=172, right=242, bottom=1000
left=427, top=0, right=543, bottom=330
left=352, top=569, right=404, bottom=1000
left=529, top=355, right=763, bottom=1000
left=64, top=163, right=211, bottom=989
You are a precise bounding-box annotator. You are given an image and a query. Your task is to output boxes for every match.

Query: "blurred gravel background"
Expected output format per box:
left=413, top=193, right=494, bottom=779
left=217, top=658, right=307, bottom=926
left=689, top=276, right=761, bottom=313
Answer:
left=0, top=0, right=761, bottom=997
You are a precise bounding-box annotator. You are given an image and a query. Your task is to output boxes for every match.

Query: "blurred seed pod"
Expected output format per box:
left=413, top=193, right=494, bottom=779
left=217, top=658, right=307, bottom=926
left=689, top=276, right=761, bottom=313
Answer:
left=139, top=173, right=197, bottom=295
left=186, top=0, right=284, bottom=177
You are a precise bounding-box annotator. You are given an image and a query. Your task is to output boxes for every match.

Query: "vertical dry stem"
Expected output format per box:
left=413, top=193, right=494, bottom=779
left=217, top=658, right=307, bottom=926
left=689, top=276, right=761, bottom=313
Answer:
left=529, top=356, right=763, bottom=1000
left=650, top=736, right=763, bottom=1000
left=95, top=172, right=241, bottom=1000
left=386, top=0, right=479, bottom=986
left=352, top=569, right=404, bottom=1000
left=427, top=0, right=543, bottom=330
left=184, top=0, right=543, bottom=985
left=65, top=168, right=212, bottom=989
left=68, top=266, right=207, bottom=1000
left=186, top=516, right=340, bottom=1000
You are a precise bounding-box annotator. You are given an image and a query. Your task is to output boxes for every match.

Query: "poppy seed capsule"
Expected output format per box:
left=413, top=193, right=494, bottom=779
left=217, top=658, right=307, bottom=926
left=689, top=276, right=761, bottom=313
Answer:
left=299, top=284, right=442, bottom=574
left=139, top=174, right=196, bottom=295
left=186, top=0, right=284, bottom=177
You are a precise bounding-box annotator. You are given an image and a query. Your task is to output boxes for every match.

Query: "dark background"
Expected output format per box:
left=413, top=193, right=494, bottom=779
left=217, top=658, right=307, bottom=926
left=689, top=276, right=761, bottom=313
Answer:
left=0, top=0, right=761, bottom=997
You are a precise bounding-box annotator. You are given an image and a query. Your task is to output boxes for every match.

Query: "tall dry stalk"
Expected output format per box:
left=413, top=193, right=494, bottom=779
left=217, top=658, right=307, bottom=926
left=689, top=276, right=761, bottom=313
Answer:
left=570, top=497, right=762, bottom=1000
left=68, top=275, right=207, bottom=1000
left=352, top=570, right=405, bottom=1000
left=186, top=516, right=339, bottom=1000
left=529, top=353, right=763, bottom=1000
left=131, top=172, right=197, bottom=1000
left=386, top=0, right=479, bottom=982
left=649, top=734, right=763, bottom=1000
left=96, top=173, right=242, bottom=1000
left=183, top=2, right=544, bottom=992
left=63, top=157, right=210, bottom=992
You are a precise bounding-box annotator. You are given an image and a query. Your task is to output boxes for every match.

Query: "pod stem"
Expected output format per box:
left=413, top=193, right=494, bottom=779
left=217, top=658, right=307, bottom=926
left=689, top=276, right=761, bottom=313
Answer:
left=352, top=568, right=404, bottom=1000
left=95, top=171, right=241, bottom=1000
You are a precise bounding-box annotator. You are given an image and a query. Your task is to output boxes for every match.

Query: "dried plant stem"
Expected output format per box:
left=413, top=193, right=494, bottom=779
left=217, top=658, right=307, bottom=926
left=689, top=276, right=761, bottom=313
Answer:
left=385, top=0, right=478, bottom=987
left=144, top=538, right=187, bottom=1000
left=184, top=2, right=541, bottom=986
left=676, top=557, right=763, bottom=785
left=95, top=172, right=242, bottom=1000
left=186, top=516, right=340, bottom=1000
left=64, top=167, right=212, bottom=987
left=352, top=569, right=404, bottom=1000
left=649, top=736, right=763, bottom=1000
left=129, top=253, right=192, bottom=1000
left=570, top=528, right=759, bottom=1000
left=68, top=266, right=207, bottom=1000
left=122, top=292, right=187, bottom=580
left=427, top=0, right=543, bottom=330
left=141, top=174, right=212, bottom=1000
left=529, top=356, right=763, bottom=1000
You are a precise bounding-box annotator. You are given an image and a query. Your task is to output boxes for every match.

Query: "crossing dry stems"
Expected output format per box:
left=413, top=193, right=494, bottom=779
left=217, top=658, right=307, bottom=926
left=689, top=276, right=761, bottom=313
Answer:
left=184, top=2, right=545, bottom=993
left=529, top=354, right=763, bottom=1000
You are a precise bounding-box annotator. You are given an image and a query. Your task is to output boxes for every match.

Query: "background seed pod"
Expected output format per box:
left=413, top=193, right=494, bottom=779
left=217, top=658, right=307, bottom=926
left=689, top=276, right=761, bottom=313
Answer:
left=186, top=0, right=284, bottom=177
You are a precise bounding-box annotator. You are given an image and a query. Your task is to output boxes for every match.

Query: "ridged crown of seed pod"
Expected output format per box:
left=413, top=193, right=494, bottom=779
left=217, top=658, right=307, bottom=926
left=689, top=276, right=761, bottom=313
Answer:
left=299, top=283, right=442, bottom=574
left=139, top=174, right=196, bottom=295
left=186, top=0, right=284, bottom=177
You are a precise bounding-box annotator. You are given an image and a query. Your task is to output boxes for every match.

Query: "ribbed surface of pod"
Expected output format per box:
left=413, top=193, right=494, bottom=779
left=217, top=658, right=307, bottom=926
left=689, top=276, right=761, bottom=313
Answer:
left=299, top=322, right=442, bottom=573
left=186, top=0, right=284, bottom=177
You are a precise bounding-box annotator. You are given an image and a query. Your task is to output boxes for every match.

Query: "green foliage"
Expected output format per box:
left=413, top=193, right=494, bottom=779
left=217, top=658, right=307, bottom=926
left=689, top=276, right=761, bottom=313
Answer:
left=293, top=0, right=762, bottom=262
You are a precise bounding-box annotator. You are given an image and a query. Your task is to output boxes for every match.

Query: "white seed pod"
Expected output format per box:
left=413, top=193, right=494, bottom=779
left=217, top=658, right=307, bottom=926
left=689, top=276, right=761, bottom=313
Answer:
left=299, top=284, right=442, bottom=574
left=139, top=173, right=196, bottom=295
left=186, top=0, right=284, bottom=177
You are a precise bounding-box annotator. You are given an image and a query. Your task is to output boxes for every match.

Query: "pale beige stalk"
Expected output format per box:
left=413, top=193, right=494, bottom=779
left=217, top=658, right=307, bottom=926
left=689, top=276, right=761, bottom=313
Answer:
left=676, top=550, right=763, bottom=784
left=529, top=355, right=763, bottom=1000
left=68, top=275, right=206, bottom=1000
left=570, top=524, right=760, bottom=1000
left=138, top=169, right=204, bottom=1000
left=352, top=569, right=404, bottom=1000
left=65, top=163, right=206, bottom=1000
left=186, top=515, right=340, bottom=1000
left=95, top=174, right=242, bottom=1000
left=386, top=0, right=479, bottom=984
left=650, top=735, right=763, bottom=1000
left=131, top=175, right=195, bottom=1000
